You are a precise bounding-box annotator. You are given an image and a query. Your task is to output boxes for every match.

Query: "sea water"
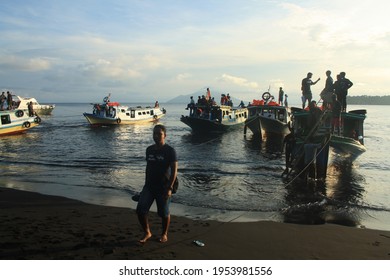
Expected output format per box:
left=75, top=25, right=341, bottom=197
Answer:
left=1, top=103, right=389, bottom=231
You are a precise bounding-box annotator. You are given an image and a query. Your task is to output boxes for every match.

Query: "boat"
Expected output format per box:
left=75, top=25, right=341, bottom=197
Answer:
left=0, top=109, right=41, bottom=136
left=180, top=104, right=248, bottom=133
left=290, top=107, right=366, bottom=158
left=83, top=101, right=166, bottom=126
left=14, top=95, right=55, bottom=115
left=283, top=105, right=366, bottom=183
left=244, top=92, right=291, bottom=138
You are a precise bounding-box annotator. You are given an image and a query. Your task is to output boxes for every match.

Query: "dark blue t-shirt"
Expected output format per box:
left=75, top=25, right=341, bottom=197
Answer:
left=145, top=144, right=177, bottom=190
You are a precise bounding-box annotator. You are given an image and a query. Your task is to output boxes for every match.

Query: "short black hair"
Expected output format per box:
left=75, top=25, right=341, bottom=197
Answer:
left=154, top=124, right=166, bottom=135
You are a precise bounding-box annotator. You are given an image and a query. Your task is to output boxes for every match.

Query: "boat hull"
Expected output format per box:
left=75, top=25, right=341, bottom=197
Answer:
left=330, top=135, right=366, bottom=157
left=180, top=115, right=245, bottom=133
left=83, top=113, right=164, bottom=125
left=0, top=110, right=40, bottom=136
left=245, top=104, right=291, bottom=136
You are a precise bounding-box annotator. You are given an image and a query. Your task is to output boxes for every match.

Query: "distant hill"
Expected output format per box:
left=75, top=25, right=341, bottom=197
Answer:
left=348, top=95, right=390, bottom=105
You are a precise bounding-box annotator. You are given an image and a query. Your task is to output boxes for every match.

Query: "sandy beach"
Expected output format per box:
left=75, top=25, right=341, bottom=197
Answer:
left=0, top=186, right=389, bottom=260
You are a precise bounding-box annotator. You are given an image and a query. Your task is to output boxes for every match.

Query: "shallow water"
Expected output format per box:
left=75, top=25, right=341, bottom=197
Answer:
left=1, top=103, right=389, bottom=231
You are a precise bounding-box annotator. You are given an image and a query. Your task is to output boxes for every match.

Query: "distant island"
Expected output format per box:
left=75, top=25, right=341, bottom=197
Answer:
left=348, top=95, right=390, bottom=105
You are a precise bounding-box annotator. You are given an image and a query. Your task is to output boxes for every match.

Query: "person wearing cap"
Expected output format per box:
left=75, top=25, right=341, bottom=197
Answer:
left=301, top=72, right=320, bottom=109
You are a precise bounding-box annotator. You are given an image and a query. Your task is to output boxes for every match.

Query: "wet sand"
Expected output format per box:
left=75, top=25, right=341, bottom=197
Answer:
left=1, top=187, right=389, bottom=260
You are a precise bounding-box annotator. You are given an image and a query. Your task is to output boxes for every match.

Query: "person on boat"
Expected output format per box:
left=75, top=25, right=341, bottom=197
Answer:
left=239, top=100, right=245, bottom=108
left=284, top=94, right=288, bottom=107
left=338, top=72, right=353, bottom=112
left=278, top=87, right=284, bottom=105
left=206, top=88, right=211, bottom=101
left=0, top=92, right=6, bottom=110
left=187, top=96, right=195, bottom=116
left=136, top=124, right=178, bottom=244
left=331, top=94, right=342, bottom=135
left=220, top=94, right=226, bottom=105
left=154, top=101, right=159, bottom=108
left=301, top=72, right=320, bottom=109
left=6, top=91, right=13, bottom=110
left=307, top=100, right=323, bottom=132
left=103, top=93, right=111, bottom=104
left=28, top=101, right=35, bottom=117
left=320, top=70, right=334, bottom=110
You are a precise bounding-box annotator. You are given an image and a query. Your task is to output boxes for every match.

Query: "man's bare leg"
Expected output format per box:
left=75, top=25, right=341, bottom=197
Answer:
left=138, top=213, right=152, bottom=243
left=159, top=215, right=170, bottom=243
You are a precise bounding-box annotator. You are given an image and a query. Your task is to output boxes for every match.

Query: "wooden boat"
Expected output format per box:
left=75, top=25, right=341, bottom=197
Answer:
left=291, top=107, right=366, bottom=158
left=180, top=104, right=248, bottom=133
left=83, top=101, right=166, bottom=126
left=283, top=106, right=366, bottom=183
left=0, top=109, right=41, bottom=136
left=14, top=96, right=55, bottom=115
left=244, top=93, right=291, bottom=138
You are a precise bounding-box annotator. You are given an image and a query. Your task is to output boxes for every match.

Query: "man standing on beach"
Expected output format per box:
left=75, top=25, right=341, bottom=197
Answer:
left=136, top=124, right=178, bottom=243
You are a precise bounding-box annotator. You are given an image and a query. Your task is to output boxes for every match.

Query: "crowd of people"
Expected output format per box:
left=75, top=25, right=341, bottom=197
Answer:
left=300, top=70, right=353, bottom=136
left=301, top=70, right=353, bottom=112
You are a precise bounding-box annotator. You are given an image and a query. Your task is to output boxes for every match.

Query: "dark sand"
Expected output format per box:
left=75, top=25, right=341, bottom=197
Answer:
left=1, top=187, right=389, bottom=260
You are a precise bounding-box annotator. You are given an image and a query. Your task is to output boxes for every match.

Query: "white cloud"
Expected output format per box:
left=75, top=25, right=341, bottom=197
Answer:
left=0, top=55, right=51, bottom=72
left=218, top=74, right=259, bottom=89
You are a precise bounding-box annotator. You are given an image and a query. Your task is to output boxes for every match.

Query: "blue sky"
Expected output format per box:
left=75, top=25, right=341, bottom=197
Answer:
left=1, top=0, right=389, bottom=103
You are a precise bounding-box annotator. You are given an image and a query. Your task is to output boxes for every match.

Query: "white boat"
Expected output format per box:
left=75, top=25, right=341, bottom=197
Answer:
left=83, top=101, right=166, bottom=126
left=14, top=95, right=55, bottom=115
left=0, top=109, right=41, bottom=136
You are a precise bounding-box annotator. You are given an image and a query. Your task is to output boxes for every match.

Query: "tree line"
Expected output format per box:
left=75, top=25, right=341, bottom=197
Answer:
left=347, top=95, right=390, bottom=105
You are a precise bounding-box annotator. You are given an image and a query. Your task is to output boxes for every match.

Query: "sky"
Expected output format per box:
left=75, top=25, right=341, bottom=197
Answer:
left=1, top=0, right=390, bottom=104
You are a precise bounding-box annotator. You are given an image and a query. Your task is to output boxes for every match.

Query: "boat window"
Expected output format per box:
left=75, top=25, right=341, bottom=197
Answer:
left=138, top=112, right=142, bottom=116
left=142, top=112, right=146, bottom=115
left=1, top=114, right=11, bottom=125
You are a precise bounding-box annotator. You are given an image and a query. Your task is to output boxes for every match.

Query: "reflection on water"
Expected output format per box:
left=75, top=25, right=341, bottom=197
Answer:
left=282, top=157, right=366, bottom=227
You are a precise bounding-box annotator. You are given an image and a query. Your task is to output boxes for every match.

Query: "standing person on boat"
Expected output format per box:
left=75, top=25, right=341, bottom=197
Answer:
left=0, top=92, right=6, bottom=110
left=284, top=94, right=288, bottom=107
left=320, top=70, right=334, bottom=109
left=187, top=96, right=195, bottom=116
left=6, top=91, right=13, bottom=110
left=339, top=72, right=353, bottom=112
left=154, top=101, right=159, bottom=108
left=278, top=87, right=284, bottom=105
left=28, top=101, right=35, bottom=117
left=301, top=72, right=320, bottom=109
left=136, top=124, right=178, bottom=244
left=103, top=93, right=111, bottom=104
left=331, top=94, right=342, bottom=135
left=206, top=88, right=211, bottom=101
